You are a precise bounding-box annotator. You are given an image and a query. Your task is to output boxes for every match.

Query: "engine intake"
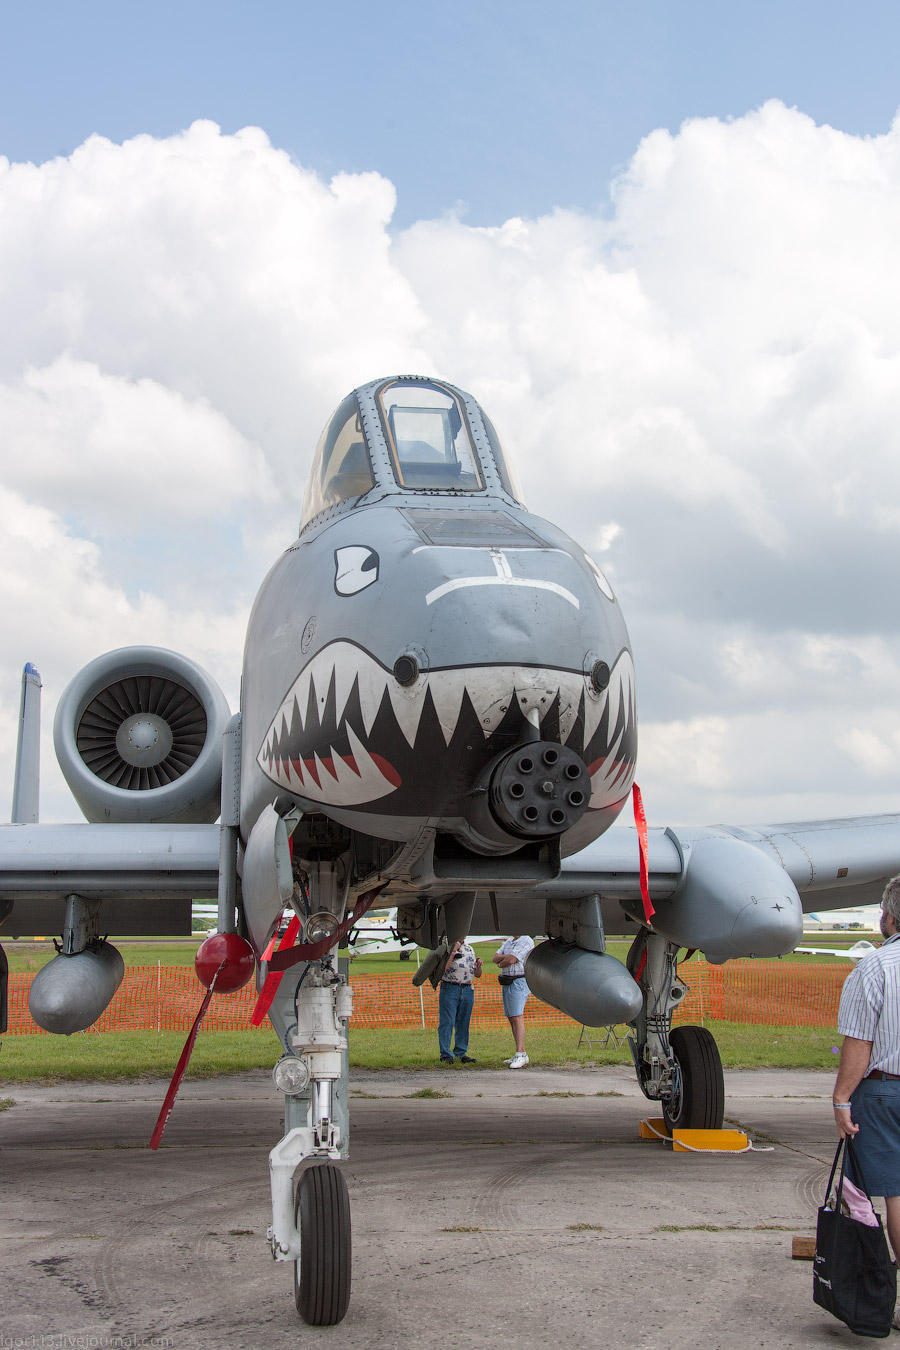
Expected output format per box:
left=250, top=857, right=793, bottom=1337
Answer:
left=54, top=646, right=230, bottom=824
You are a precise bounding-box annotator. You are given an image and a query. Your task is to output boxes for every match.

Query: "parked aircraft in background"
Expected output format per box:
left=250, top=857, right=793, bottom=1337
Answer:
left=2, top=375, right=899, bottom=1326
left=795, top=939, right=877, bottom=960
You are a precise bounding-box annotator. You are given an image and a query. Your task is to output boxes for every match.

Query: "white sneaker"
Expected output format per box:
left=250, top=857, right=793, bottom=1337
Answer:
left=508, top=1052, right=529, bottom=1069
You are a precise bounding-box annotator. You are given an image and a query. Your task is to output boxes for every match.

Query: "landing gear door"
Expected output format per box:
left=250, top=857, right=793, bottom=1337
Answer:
left=242, top=804, right=294, bottom=954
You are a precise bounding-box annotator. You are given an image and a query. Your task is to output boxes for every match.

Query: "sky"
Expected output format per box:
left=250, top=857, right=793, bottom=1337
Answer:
left=2, top=2, right=900, bottom=828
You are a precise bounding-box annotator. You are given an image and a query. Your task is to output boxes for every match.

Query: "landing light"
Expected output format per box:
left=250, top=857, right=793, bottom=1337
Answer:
left=273, top=1055, right=311, bottom=1095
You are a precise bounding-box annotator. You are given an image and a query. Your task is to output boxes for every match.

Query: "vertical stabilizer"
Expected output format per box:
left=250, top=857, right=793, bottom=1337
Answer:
left=11, top=662, right=41, bottom=824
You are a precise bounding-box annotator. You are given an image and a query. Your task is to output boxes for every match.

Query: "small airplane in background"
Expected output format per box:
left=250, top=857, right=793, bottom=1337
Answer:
left=795, top=939, right=877, bottom=960
left=2, top=374, right=900, bottom=1326
left=348, top=907, right=503, bottom=959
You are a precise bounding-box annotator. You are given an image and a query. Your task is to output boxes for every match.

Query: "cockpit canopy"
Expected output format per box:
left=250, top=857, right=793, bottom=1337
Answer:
left=300, top=376, right=524, bottom=528
left=380, top=380, right=483, bottom=490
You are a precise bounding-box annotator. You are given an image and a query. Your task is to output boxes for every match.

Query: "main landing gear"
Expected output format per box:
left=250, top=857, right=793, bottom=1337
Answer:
left=626, top=930, right=724, bottom=1131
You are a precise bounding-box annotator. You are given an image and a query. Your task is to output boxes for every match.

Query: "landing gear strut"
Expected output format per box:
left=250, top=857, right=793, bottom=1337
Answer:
left=626, top=930, right=724, bottom=1131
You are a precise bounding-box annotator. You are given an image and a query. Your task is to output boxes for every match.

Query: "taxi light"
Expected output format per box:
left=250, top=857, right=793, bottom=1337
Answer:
left=305, top=911, right=340, bottom=944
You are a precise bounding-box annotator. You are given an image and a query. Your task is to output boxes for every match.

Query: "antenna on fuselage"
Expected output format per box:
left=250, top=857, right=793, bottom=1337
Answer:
left=11, top=662, right=41, bottom=823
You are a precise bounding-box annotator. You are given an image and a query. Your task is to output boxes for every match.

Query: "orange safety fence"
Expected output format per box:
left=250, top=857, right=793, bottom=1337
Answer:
left=5, top=959, right=850, bottom=1035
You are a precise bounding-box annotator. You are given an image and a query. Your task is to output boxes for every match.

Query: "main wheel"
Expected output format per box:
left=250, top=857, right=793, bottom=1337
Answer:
left=294, top=1163, right=351, bottom=1325
left=662, top=1025, right=724, bottom=1132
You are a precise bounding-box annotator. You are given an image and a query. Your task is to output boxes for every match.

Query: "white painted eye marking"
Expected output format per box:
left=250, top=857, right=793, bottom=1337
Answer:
left=584, top=553, right=615, bottom=601
left=335, top=546, right=379, bottom=596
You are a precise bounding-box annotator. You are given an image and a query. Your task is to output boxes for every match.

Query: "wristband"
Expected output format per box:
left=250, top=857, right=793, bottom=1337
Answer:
left=833, top=1102, right=852, bottom=1109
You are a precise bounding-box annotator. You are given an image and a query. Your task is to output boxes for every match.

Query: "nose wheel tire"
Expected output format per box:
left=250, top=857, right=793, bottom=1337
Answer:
left=294, top=1162, right=351, bottom=1326
left=662, top=1025, right=724, bottom=1132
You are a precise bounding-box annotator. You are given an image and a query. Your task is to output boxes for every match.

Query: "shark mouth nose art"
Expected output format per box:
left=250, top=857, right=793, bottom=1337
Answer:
left=257, top=641, right=637, bottom=814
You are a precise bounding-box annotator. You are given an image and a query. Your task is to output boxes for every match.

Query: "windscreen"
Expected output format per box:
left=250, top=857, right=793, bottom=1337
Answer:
left=378, top=380, right=484, bottom=491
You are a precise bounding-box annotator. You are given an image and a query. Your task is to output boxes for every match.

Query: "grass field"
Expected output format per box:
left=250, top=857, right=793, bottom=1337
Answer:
left=0, top=932, right=858, bottom=1083
left=0, top=1019, right=842, bottom=1084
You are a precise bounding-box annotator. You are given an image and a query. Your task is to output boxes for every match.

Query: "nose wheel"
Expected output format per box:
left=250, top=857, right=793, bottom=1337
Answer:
left=294, top=1162, right=351, bottom=1326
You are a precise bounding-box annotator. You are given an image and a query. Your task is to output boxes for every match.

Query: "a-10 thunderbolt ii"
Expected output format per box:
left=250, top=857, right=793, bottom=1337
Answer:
left=2, top=375, right=900, bottom=1325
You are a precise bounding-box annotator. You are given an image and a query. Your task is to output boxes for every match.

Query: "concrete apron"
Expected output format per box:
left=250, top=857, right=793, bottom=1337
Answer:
left=0, top=1067, right=864, bottom=1349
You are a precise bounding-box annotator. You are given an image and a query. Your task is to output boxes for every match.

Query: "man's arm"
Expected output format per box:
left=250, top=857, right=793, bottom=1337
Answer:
left=833, top=1035, right=873, bottom=1138
left=494, top=953, right=518, bottom=968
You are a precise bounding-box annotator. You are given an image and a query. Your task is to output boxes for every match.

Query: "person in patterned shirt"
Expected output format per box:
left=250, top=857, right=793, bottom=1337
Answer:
left=438, top=939, right=483, bottom=1064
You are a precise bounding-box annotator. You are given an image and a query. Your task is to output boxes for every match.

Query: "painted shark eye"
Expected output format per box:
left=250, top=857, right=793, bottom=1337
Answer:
left=393, top=654, right=419, bottom=686
left=583, top=552, right=615, bottom=601
left=334, top=546, right=379, bottom=596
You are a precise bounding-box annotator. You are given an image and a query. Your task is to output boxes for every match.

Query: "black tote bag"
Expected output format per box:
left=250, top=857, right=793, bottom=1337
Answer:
left=813, top=1137, right=896, bottom=1338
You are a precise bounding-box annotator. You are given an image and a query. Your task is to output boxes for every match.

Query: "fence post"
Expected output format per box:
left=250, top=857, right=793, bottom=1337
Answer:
left=157, top=961, right=161, bottom=1033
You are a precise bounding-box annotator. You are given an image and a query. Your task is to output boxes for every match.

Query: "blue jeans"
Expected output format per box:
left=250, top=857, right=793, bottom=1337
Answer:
left=438, top=981, right=474, bottom=1058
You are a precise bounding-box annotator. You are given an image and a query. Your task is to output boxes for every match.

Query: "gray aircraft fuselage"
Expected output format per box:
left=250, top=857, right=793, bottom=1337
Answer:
left=240, top=376, right=636, bottom=867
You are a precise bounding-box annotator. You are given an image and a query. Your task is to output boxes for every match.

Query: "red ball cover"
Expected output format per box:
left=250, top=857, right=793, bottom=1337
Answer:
left=195, top=931, right=255, bottom=992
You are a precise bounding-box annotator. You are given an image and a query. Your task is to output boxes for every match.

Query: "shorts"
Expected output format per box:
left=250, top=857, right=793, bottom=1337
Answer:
left=849, top=1077, right=900, bottom=1197
left=501, top=977, right=530, bottom=1018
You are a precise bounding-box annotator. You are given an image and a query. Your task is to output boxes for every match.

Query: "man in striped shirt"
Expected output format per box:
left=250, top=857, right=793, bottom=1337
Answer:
left=834, top=876, right=900, bottom=1279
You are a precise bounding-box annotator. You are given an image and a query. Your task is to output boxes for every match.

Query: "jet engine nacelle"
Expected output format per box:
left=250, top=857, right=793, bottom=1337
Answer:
left=525, top=940, right=643, bottom=1027
left=54, top=646, right=230, bottom=824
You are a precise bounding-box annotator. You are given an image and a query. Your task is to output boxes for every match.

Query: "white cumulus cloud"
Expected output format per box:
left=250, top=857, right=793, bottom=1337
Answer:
left=1, top=105, right=900, bottom=827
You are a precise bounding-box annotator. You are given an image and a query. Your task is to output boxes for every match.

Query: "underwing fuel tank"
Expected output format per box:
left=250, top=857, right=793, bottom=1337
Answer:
left=28, top=941, right=125, bottom=1034
left=524, top=941, right=643, bottom=1027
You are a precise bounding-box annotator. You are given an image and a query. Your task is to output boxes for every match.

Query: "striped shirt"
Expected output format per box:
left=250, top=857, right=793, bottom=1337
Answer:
left=837, top=933, right=900, bottom=1074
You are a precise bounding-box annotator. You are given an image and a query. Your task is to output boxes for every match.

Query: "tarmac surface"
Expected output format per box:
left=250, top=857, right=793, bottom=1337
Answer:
left=0, top=1063, right=886, bottom=1349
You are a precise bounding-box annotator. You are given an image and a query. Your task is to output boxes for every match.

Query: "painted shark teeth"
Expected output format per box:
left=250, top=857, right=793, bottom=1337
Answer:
left=586, top=650, right=637, bottom=808
left=257, top=640, right=636, bottom=809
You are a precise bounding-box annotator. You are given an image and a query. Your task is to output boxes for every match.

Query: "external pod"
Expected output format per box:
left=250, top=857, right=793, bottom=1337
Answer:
left=54, top=646, right=230, bottom=824
left=28, top=941, right=125, bottom=1034
left=525, top=941, right=643, bottom=1027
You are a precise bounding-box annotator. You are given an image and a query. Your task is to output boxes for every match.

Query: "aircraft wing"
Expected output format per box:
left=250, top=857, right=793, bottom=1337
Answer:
left=0, top=823, right=220, bottom=936
left=553, top=813, right=900, bottom=912
left=479, top=812, right=900, bottom=960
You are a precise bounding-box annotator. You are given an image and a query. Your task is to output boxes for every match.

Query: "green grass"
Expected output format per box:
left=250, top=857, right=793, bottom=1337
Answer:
left=0, top=1018, right=841, bottom=1083
left=4, top=931, right=873, bottom=976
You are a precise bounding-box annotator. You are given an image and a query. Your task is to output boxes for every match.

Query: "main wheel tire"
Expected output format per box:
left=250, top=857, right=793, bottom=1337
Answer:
left=662, top=1025, right=724, bottom=1132
left=294, top=1163, right=351, bottom=1325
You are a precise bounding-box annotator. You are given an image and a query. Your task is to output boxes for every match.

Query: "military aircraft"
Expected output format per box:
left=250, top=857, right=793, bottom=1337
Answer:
left=2, top=374, right=900, bottom=1327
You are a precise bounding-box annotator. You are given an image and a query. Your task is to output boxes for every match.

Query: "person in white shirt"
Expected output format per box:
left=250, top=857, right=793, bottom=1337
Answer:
left=493, top=934, right=535, bottom=1069
left=833, top=876, right=900, bottom=1320
left=438, top=940, right=482, bottom=1064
